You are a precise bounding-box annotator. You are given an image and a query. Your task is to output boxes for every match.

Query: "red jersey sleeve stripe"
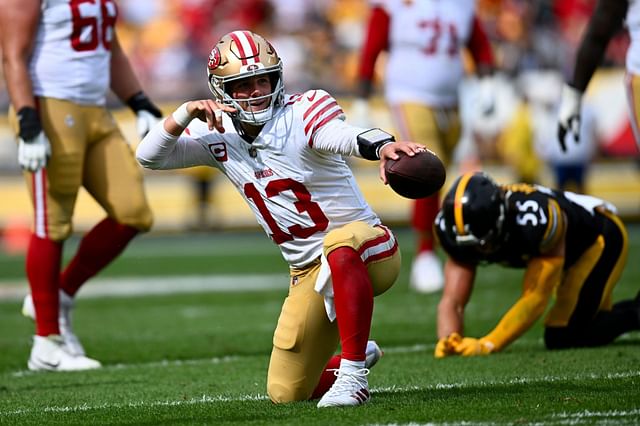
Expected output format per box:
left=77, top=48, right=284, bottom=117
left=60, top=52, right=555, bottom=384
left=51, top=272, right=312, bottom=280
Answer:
left=307, top=108, right=343, bottom=147
left=303, top=94, right=332, bottom=120
left=304, top=100, right=339, bottom=134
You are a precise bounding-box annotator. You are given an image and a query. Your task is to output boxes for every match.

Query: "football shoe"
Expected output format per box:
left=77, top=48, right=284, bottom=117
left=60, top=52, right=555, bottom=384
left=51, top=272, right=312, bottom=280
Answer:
left=317, top=367, right=370, bottom=408
left=409, top=251, right=444, bottom=293
left=28, top=335, right=101, bottom=372
left=365, top=340, right=383, bottom=369
left=22, top=291, right=86, bottom=356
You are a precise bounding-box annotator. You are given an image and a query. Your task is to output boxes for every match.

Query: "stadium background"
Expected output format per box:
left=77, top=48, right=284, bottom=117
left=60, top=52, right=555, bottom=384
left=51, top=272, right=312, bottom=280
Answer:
left=0, top=0, right=639, bottom=242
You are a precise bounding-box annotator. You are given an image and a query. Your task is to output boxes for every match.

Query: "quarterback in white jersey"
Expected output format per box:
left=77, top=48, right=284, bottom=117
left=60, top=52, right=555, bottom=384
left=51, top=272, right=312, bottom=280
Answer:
left=141, top=89, right=382, bottom=268
left=137, top=30, right=427, bottom=408
left=1, top=0, right=161, bottom=372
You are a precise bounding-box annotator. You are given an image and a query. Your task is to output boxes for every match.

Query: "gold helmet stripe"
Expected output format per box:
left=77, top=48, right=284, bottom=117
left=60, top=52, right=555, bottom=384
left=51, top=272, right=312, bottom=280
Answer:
left=454, top=172, right=474, bottom=236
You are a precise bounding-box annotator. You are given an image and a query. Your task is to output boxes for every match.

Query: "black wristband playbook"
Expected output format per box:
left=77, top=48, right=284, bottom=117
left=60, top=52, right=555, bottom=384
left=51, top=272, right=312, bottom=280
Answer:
left=357, top=128, right=395, bottom=160
left=126, top=91, right=162, bottom=118
left=17, top=106, right=42, bottom=141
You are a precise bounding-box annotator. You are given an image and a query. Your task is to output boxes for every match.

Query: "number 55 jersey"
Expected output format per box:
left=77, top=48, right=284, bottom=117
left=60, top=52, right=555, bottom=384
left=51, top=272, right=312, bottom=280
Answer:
left=435, top=182, right=618, bottom=269
left=137, top=91, right=382, bottom=268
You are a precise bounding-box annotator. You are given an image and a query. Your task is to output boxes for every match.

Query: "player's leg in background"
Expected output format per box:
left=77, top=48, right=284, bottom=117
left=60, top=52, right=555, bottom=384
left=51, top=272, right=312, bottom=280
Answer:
left=60, top=106, right=153, bottom=300
left=16, top=98, right=101, bottom=370
left=544, top=211, right=635, bottom=348
left=391, top=103, right=459, bottom=293
left=52, top=107, right=152, bottom=358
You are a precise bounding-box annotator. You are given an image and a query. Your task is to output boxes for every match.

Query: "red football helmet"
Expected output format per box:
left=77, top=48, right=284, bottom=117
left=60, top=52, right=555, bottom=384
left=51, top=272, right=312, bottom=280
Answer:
left=207, top=30, right=284, bottom=125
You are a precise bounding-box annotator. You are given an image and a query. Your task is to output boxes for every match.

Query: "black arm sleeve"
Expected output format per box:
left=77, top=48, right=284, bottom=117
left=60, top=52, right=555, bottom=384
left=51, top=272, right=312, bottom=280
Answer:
left=571, top=0, right=629, bottom=92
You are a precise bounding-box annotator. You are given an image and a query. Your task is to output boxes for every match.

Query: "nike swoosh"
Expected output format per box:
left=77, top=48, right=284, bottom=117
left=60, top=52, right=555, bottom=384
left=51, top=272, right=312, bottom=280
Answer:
left=307, top=91, right=317, bottom=102
left=35, top=357, right=60, bottom=368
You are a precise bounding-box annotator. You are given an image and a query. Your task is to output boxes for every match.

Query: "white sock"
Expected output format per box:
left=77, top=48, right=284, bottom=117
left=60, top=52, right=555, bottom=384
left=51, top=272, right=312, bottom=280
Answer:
left=339, top=358, right=366, bottom=373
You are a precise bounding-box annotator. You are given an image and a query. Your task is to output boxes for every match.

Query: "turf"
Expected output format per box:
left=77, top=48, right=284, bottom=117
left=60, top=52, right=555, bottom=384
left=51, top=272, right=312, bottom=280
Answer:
left=0, top=226, right=639, bottom=425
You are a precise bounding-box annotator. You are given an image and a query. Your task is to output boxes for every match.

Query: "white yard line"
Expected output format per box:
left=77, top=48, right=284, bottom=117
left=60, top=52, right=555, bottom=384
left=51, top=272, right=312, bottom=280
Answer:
left=3, top=342, right=640, bottom=419
left=0, top=273, right=288, bottom=300
left=3, top=369, right=640, bottom=421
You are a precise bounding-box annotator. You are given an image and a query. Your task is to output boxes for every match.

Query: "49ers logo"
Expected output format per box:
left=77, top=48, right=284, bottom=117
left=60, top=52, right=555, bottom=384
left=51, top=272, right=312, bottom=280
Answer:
left=208, top=47, right=221, bottom=70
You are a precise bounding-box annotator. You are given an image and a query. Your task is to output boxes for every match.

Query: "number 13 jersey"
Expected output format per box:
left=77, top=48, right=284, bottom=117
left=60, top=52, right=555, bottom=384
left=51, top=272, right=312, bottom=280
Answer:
left=138, top=90, right=381, bottom=268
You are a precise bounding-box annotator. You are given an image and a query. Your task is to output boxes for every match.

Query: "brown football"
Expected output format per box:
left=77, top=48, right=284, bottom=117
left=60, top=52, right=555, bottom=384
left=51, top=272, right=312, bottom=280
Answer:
left=384, top=150, right=446, bottom=199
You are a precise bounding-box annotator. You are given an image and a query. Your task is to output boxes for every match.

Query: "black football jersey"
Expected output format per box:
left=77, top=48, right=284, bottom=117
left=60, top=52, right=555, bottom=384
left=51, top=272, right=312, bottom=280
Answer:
left=435, top=183, right=605, bottom=269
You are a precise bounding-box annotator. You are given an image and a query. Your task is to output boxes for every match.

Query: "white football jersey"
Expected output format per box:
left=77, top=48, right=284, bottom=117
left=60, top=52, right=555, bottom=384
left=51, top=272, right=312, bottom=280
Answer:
left=30, top=0, right=116, bottom=105
left=626, top=0, right=640, bottom=74
left=138, top=91, right=381, bottom=268
left=374, top=0, right=477, bottom=106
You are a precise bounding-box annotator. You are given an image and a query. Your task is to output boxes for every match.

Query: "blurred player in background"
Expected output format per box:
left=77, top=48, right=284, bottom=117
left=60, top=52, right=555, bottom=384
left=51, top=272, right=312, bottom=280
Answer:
left=136, top=30, right=426, bottom=407
left=353, top=0, right=495, bottom=293
left=433, top=171, right=639, bottom=357
left=557, top=0, right=640, bottom=152
left=0, top=0, right=161, bottom=371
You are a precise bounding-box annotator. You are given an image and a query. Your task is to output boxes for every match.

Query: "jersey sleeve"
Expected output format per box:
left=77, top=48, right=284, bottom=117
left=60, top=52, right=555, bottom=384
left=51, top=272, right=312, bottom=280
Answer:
left=570, top=0, right=628, bottom=91
left=466, top=15, right=495, bottom=70
left=357, top=6, right=390, bottom=84
left=136, top=119, right=215, bottom=170
left=297, top=89, right=348, bottom=148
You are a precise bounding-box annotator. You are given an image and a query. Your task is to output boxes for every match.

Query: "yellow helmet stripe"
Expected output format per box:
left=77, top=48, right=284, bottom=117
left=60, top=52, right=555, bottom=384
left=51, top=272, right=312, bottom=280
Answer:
left=454, top=173, right=474, bottom=236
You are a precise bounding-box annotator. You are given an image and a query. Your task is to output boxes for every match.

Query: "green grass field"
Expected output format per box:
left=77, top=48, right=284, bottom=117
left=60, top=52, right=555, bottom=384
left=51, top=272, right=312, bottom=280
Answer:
left=0, top=226, right=639, bottom=425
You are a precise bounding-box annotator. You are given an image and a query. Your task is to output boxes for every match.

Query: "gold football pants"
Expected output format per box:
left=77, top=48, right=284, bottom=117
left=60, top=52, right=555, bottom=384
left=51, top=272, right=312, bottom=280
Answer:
left=10, top=98, right=152, bottom=240
left=267, top=222, right=401, bottom=403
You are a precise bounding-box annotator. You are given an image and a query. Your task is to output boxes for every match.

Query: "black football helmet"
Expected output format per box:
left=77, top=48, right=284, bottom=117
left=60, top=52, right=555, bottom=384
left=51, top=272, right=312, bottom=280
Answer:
left=440, top=172, right=506, bottom=252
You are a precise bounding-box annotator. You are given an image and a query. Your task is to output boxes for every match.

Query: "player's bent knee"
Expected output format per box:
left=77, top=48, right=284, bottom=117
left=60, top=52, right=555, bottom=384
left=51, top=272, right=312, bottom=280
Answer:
left=267, top=382, right=310, bottom=404
left=368, top=251, right=401, bottom=296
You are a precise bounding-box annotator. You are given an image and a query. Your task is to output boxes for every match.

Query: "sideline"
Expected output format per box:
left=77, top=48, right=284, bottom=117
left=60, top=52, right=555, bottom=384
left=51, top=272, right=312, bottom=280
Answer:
left=0, top=273, right=288, bottom=301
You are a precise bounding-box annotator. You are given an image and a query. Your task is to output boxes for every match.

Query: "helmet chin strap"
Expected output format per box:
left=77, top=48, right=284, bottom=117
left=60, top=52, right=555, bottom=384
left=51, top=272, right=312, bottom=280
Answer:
left=231, top=118, right=261, bottom=142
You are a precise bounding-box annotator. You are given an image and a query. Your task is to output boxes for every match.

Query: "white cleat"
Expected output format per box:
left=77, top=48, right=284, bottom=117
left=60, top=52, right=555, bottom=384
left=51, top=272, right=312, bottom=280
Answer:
left=22, top=291, right=86, bottom=356
left=28, top=335, right=101, bottom=372
left=365, top=340, right=383, bottom=369
left=317, top=367, right=371, bottom=408
left=409, top=251, right=444, bottom=293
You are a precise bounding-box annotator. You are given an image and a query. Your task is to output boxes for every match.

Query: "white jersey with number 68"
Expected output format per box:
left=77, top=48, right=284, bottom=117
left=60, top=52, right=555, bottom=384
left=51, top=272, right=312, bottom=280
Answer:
left=30, top=0, right=117, bottom=105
